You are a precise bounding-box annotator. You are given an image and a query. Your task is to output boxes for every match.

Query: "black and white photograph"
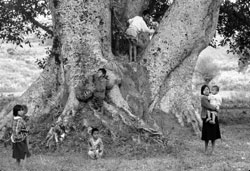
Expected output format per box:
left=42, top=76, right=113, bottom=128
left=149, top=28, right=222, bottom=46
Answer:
left=0, top=0, right=250, bottom=170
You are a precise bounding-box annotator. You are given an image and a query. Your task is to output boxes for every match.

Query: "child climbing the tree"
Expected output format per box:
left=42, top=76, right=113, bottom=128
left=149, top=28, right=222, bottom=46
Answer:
left=88, top=128, right=104, bottom=159
left=11, top=104, right=31, bottom=168
left=206, top=85, right=222, bottom=124
left=125, top=10, right=155, bottom=62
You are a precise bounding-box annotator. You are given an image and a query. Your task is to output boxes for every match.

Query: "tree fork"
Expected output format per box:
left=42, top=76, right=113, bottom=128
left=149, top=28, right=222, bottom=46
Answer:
left=49, top=0, right=164, bottom=139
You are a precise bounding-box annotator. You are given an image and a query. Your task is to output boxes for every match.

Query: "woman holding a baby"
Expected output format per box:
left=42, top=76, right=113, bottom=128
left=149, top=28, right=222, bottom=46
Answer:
left=200, top=84, right=222, bottom=155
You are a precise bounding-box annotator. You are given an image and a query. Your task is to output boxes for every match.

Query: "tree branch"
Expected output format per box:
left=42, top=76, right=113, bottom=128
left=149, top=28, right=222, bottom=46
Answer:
left=26, top=15, right=53, bottom=36
left=17, top=4, right=53, bottom=36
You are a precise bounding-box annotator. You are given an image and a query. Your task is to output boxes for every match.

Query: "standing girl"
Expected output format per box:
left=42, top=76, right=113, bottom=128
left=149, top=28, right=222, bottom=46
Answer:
left=11, top=104, right=31, bottom=166
left=200, top=85, right=221, bottom=155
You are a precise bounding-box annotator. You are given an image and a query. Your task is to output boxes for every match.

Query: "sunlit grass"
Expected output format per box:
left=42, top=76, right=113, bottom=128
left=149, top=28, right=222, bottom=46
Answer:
left=0, top=40, right=49, bottom=94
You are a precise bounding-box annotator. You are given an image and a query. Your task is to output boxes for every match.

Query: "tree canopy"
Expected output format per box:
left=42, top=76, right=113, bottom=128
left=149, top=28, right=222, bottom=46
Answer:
left=0, top=0, right=249, bottom=58
left=217, top=0, right=250, bottom=57
left=0, top=0, right=52, bottom=46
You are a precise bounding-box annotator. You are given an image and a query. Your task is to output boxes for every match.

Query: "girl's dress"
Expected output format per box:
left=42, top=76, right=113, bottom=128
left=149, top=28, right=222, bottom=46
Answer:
left=201, top=116, right=221, bottom=141
left=11, top=116, right=30, bottom=160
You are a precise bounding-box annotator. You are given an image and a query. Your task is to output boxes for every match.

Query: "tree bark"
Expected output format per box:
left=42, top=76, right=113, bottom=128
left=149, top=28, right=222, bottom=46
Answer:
left=142, top=0, right=222, bottom=133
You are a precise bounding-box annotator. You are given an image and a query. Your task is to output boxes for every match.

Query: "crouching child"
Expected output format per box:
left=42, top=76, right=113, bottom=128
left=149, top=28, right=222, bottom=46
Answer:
left=88, top=128, right=104, bottom=159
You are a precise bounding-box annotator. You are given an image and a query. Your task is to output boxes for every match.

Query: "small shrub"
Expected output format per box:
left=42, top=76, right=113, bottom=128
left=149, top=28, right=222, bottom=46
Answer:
left=35, top=57, right=48, bottom=69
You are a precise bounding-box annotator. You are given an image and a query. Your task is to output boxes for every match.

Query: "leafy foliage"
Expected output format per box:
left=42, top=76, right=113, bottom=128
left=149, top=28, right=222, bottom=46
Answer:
left=0, top=0, right=52, bottom=46
left=147, top=0, right=171, bottom=22
left=35, top=57, right=48, bottom=69
left=217, top=0, right=250, bottom=57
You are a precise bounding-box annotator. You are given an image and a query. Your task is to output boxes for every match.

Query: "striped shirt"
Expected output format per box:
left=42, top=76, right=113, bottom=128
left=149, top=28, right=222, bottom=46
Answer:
left=11, top=116, right=28, bottom=143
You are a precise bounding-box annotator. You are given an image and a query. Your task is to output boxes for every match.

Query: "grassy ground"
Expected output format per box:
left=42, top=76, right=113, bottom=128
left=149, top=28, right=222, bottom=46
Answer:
left=1, top=123, right=250, bottom=171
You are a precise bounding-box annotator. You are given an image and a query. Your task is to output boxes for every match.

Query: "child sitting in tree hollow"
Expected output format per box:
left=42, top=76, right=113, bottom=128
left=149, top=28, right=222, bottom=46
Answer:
left=88, top=128, right=104, bottom=159
left=207, top=85, right=222, bottom=124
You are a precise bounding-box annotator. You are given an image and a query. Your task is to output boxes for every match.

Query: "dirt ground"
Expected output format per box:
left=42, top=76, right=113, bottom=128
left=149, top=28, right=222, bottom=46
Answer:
left=1, top=121, right=250, bottom=171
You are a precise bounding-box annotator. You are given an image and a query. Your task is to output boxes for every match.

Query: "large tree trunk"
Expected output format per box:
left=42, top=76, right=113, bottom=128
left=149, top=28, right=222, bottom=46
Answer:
left=143, top=0, right=222, bottom=134
left=0, top=0, right=222, bottom=145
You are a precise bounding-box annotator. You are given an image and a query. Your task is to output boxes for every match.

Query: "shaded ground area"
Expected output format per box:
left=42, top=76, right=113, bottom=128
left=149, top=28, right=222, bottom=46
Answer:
left=1, top=121, right=250, bottom=171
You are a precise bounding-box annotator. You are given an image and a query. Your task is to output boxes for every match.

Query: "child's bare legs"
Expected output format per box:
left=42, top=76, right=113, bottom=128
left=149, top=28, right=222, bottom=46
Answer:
left=211, top=112, right=215, bottom=124
left=206, top=112, right=211, bottom=122
left=16, top=159, right=21, bottom=166
left=88, top=150, right=97, bottom=160
left=204, top=140, right=209, bottom=154
left=129, top=42, right=133, bottom=62
left=23, top=156, right=27, bottom=170
left=133, top=44, right=137, bottom=62
left=211, top=140, right=215, bottom=154
left=209, top=112, right=216, bottom=124
left=95, top=150, right=103, bottom=159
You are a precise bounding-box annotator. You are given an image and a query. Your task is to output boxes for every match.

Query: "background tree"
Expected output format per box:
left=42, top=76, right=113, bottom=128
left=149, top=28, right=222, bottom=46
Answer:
left=0, top=0, right=222, bottom=150
left=217, top=0, right=250, bottom=71
left=0, top=0, right=52, bottom=46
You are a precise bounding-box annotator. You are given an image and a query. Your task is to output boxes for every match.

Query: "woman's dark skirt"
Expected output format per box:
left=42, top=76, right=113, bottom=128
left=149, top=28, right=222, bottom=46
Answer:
left=12, top=139, right=30, bottom=160
left=201, top=116, right=221, bottom=141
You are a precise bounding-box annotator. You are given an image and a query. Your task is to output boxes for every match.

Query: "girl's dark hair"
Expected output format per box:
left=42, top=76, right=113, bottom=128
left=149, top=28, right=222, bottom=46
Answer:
left=201, top=85, right=209, bottom=95
left=22, top=105, right=28, bottom=114
left=98, top=68, right=107, bottom=76
left=91, top=128, right=99, bottom=135
left=13, top=105, right=23, bottom=116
